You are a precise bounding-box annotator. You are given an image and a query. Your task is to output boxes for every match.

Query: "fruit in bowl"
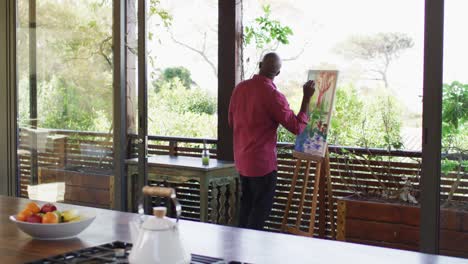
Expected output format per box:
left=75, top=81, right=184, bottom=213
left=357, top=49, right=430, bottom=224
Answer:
left=15, top=202, right=83, bottom=224
left=10, top=201, right=96, bottom=240
left=40, top=203, right=57, bottom=213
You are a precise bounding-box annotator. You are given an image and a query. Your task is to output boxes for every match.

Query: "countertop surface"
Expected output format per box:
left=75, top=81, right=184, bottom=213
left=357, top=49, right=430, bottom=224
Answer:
left=1, top=195, right=467, bottom=264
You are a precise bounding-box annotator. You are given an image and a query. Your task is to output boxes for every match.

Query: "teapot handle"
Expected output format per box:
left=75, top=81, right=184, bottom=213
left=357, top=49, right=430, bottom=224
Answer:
left=142, top=186, right=176, bottom=198
left=141, top=186, right=181, bottom=222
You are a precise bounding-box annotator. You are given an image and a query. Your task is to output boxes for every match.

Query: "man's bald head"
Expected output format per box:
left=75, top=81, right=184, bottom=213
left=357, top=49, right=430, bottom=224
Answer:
left=259, top=52, right=282, bottom=79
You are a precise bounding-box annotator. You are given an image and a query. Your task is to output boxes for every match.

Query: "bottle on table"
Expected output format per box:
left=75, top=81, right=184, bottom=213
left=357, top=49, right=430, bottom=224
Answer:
left=202, top=141, right=210, bottom=165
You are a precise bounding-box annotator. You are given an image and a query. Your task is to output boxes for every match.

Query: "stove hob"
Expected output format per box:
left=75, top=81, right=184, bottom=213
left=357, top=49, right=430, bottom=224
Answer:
left=25, top=241, right=242, bottom=264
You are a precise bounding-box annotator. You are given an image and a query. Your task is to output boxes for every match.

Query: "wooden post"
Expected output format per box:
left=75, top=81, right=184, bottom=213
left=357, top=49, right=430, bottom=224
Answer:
left=169, top=141, right=178, bottom=156
left=420, top=0, right=444, bottom=254
left=217, top=0, right=242, bottom=161
left=50, top=135, right=67, bottom=169
left=336, top=199, right=346, bottom=241
left=0, top=0, right=18, bottom=196
left=113, top=0, right=128, bottom=211
left=29, top=0, right=38, bottom=186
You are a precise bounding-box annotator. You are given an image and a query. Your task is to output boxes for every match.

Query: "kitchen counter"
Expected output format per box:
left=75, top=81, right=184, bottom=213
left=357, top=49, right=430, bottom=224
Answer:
left=1, top=195, right=466, bottom=264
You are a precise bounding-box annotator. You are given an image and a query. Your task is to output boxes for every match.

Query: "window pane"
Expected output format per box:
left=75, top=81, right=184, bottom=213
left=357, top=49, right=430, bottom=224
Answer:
left=242, top=0, right=427, bottom=248
left=146, top=0, right=218, bottom=139
left=440, top=0, right=468, bottom=258
left=16, top=0, right=114, bottom=209
left=243, top=0, right=424, bottom=148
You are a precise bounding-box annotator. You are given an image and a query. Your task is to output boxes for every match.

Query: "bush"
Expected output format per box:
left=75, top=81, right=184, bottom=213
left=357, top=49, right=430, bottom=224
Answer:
left=153, top=66, right=195, bottom=92
left=278, top=84, right=404, bottom=150
left=148, top=77, right=217, bottom=138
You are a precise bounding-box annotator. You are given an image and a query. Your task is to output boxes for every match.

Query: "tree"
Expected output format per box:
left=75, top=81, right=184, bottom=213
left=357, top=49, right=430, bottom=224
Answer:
left=153, top=66, right=195, bottom=92
left=328, top=84, right=365, bottom=146
left=169, top=4, right=304, bottom=79
left=17, top=0, right=172, bottom=132
left=169, top=31, right=218, bottom=77
left=242, top=4, right=306, bottom=78
left=442, top=81, right=468, bottom=151
left=244, top=5, right=292, bottom=49
left=335, top=32, right=414, bottom=89
left=148, top=78, right=217, bottom=138
left=441, top=81, right=467, bottom=206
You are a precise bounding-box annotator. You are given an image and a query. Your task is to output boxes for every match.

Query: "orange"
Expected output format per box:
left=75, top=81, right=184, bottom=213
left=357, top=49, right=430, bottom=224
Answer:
left=25, top=202, right=41, bottom=214
left=42, top=212, right=59, bottom=224
left=16, top=209, right=33, bottom=221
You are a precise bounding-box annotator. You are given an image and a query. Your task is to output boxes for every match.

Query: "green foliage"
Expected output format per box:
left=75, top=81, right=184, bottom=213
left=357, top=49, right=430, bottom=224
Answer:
left=328, top=85, right=365, bottom=146
left=154, top=67, right=194, bottom=92
left=277, top=85, right=404, bottom=150
left=149, top=78, right=217, bottom=138
left=440, top=81, right=467, bottom=186
left=244, top=5, right=293, bottom=49
left=331, top=86, right=404, bottom=150
left=152, top=78, right=216, bottom=115
left=149, top=0, right=173, bottom=27
left=375, top=96, right=404, bottom=150
left=39, top=77, right=98, bottom=131
left=17, top=0, right=172, bottom=133
left=442, top=81, right=468, bottom=152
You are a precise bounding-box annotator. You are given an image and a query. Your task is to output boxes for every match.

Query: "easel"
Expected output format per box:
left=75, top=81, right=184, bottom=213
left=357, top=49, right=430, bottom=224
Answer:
left=281, top=146, right=335, bottom=238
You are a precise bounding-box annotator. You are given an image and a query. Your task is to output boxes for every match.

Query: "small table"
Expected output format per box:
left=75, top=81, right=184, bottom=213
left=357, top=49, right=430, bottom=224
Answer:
left=126, top=155, right=239, bottom=225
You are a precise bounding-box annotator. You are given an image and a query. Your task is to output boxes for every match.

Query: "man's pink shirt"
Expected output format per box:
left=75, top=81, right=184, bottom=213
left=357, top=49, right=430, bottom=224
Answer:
left=229, top=75, right=308, bottom=177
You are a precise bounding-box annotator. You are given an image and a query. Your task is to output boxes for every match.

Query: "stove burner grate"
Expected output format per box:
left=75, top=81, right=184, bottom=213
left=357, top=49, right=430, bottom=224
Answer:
left=25, top=241, right=238, bottom=264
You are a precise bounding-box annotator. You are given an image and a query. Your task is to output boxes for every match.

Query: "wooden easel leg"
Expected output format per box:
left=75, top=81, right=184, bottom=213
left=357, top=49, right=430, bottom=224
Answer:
left=295, top=160, right=312, bottom=229
left=283, top=151, right=332, bottom=238
left=281, top=159, right=302, bottom=232
left=308, top=161, right=322, bottom=236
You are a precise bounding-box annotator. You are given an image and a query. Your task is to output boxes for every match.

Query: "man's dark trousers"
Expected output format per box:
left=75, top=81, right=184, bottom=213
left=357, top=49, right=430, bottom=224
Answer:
left=239, top=170, right=277, bottom=230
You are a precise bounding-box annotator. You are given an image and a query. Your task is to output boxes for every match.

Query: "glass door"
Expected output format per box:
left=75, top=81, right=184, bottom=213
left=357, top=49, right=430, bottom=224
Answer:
left=16, top=0, right=114, bottom=208
left=134, top=0, right=219, bottom=214
left=439, top=0, right=468, bottom=258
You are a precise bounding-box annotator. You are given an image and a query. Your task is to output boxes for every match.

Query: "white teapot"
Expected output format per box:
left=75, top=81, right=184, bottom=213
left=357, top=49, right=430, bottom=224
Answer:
left=129, top=187, right=191, bottom=264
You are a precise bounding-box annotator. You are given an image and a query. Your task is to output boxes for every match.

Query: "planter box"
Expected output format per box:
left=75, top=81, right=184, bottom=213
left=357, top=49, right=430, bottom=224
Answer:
left=38, top=166, right=114, bottom=209
left=337, top=196, right=468, bottom=258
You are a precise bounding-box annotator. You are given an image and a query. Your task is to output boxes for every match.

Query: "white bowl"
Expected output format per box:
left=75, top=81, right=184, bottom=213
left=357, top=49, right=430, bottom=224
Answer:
left=9, top=212, right=96, bottom=240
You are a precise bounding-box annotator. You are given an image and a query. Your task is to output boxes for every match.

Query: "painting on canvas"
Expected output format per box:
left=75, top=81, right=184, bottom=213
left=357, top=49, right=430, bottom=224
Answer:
left=294, top=70, right=339, bottom=158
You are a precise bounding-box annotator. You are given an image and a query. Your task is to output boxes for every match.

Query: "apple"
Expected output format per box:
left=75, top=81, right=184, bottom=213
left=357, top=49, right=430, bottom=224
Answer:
left=40, top=203, right=57, bottom=213
left=26, top=214, right=42, bottom=223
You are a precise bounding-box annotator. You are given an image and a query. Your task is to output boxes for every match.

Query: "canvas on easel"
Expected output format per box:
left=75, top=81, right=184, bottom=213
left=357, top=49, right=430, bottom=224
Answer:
left=294, top=70, right=339, bottom=158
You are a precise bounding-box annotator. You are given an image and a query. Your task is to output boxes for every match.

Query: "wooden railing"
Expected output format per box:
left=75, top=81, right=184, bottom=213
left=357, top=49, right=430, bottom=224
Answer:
left=18, top=129, right=467, bottom=236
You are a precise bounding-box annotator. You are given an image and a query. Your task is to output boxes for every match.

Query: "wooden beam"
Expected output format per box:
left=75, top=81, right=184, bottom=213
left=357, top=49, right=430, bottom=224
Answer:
left=0, top=0, right=18, bottom=196
left=217, top=0, right=242, bottom=161
left=137, top=0, right=149, bottom=213
left=29, top=0, right=38, bottom=185
left=420, top=0, right=444, bottom=254
left=113, top=0, right=128, bottom=211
